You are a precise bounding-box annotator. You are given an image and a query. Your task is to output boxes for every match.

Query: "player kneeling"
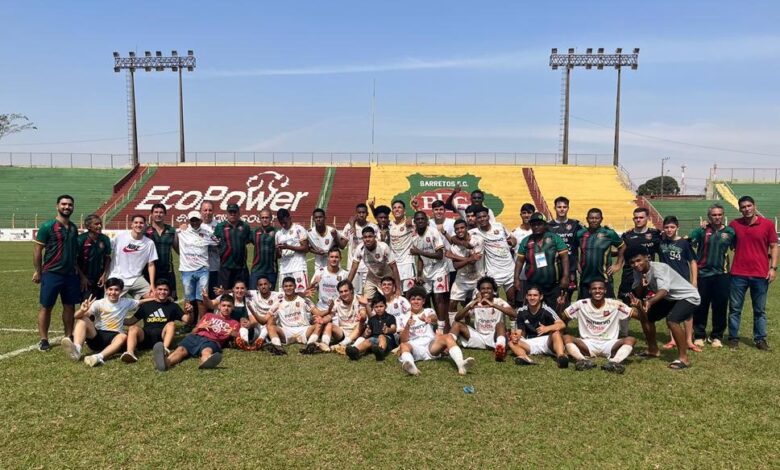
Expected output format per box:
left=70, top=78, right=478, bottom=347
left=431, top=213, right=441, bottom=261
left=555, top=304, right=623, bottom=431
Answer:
left=450, top=276, right=514, bottom=361
left=152, top=295, right=240, bottom=371
left=346, top=294, right=397, bottom=361
left=265, top=276, right=329, bottom=355
left=61, top=277, right=150, bottom=367
left=398, top=287, right=475, bottom=376
left=509, top=285, right=568, bottom=367
left=121, top=279, right=191, bottom=363
left=561, top=280, right=638, bottom=374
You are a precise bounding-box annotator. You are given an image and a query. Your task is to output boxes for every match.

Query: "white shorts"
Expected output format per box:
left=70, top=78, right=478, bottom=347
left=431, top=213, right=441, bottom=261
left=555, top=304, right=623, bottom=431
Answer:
left=353, top=271, right=367, bottom=296
left=459, top=326, right=495, bottom=350
left=281, top=325, right=310, bottom=345
left=424, top=273, right=450, bottom=295
left=521, top=335, right=553, bottom=356
left=280, top=271, right=308, bottom=293
left=582, top=338, right=619, bottom=358
left=362, top=277, right=381, bottom=299
left=489, top=271, right=514, bottom=291
left=450, top=279, right=477, bottom=302
left=408, top=338, right=439, bottom=361
left=398, top=263, right=416, bottom=292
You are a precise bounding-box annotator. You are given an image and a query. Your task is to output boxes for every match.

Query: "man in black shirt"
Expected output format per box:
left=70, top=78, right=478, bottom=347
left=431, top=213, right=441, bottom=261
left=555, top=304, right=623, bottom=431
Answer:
left=121, top=279, right=191, bottom=363
left=509, top=286, right=568, bottom=368
left=547, top=196, right=582, bottom=303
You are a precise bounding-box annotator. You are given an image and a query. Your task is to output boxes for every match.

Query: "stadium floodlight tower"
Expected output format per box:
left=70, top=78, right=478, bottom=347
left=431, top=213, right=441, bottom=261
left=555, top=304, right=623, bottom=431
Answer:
left=549, top=47, right=639, bottom=165
left=113, top=50, right=196, bottom=165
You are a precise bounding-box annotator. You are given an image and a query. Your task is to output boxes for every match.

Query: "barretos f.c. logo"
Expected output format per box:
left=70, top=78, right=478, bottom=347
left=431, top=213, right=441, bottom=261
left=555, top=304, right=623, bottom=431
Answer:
left=391, top=173, right=504, bottom=218
left=136, top=171, right=310, bottom=221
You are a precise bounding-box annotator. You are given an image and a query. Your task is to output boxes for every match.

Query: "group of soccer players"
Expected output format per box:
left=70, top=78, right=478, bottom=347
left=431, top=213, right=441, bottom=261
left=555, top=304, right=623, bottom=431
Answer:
left=33, top=187, right=777, bottom=374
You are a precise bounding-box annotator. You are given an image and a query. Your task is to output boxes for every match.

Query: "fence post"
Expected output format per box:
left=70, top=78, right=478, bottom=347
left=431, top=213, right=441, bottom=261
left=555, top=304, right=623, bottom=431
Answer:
left=753, top=168, right=756, bottom=182
left=35, top=213, right=38, bottom=227
left=11, top=213, right=14, bottom=229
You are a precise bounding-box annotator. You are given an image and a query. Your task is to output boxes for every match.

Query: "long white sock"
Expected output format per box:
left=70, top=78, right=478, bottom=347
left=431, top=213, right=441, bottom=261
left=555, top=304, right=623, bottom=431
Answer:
left=321, top=334, right=331, bottom=345
left=566, top=343, right=586, bottom=361
left=259, top=326, right=268, bottom=340
left=448, top=346, right=465, bottom=367
left=496, top=336, right=506, bottom=347
left=307, top=334, right=318, bottom=344
left=437, top=320, right=446, bottom=332
left=400, top=351, right=415, bottom=365
left=339, top=337, right=351, bottom=346
left=96, top=353, right=104, bottom=362
left=354, top=337, right=365, bottom=347
left=271, top=337, right=282, bottom=347
left=611, top=344, right=633, bottom=363
left=239, top=327, right=249, bottom=342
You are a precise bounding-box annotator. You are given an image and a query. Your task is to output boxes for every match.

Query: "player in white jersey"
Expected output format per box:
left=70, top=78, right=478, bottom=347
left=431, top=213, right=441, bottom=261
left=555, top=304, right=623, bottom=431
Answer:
left=265, top=277, right=329, bottom=354
left=444, top=185, right=497, bottom=223
left=371, top=203, right=391, bottom=244
left=339, top=203, right=378, bottom=295
left=378, top=276, right=412, bottom=346
left=562, top=280, right=638, bottom=374
left=429, top=200, right=457, bottom=279
left=397, top=287, right=476, bottom=376
left=274, top=209, right=309, bottom=293
left=411, top=211, right=450, bottom=331
left=446, top=219, right=485, bottom=325
left=348, top=226, right=401, bottom=299
left=239, top=275, right=284, bottom=351
left=324, top=280, right=367, bottom=355
left=389, top=200, right=416, bottom=292
left=308, top=208, right=339, bottom=271
left=308, top=248, right=350, bottom=310
left=451, top=277, right=514, bottom=361
left=512, top=203, right=535, bottom=250
left=466, top=206, right=518, bottom=305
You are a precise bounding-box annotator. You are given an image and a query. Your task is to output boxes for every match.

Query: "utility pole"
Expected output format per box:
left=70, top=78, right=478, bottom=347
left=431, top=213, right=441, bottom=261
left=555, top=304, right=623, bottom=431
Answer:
left=681, top=164, right=687, bottom=195
left=660, top=156, right=670, bottom=199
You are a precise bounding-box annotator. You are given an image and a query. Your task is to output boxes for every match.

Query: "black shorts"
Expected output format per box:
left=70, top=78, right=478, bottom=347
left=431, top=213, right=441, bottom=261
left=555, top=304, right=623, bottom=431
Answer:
left=179, top=334, right=222, bottom=357
left=82, top=278, right=105, bottom=302
left=540, top=286, right=562, bottom=309
left=86, top=330, right=121, bottom=352
left=217, top=267, right=249, bottom=291
left=140, top=327, right=165, bottom=350
left=648, top=299, right=697, bottom=324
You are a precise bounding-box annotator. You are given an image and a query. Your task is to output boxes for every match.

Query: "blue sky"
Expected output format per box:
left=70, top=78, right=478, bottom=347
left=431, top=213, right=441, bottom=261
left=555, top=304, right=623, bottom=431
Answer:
left=1, top=1, right=779, bottom=191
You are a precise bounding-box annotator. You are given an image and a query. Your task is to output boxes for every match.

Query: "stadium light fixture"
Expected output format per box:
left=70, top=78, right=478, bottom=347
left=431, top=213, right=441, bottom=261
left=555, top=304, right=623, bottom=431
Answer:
left=113, top=50, right=197, bottom=165
left=549, top=47, right=639, bottom=166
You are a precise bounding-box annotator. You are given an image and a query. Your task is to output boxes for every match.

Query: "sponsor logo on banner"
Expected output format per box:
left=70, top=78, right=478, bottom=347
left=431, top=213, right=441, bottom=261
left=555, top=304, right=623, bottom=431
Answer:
left=0, top=229, right=33, bottom=241
left=391, top=173, right=504, bottom=218
left=134, top=171, right=310, bottom=223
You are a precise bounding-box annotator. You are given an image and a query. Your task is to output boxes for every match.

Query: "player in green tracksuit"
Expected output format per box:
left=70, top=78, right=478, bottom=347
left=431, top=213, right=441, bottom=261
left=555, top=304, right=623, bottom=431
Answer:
left=575, top=208, right=624, bottom=299
left=77, top=214, right=112, bottom=301
left=214, top=203, right=252, bottom=290
left=514, top=213, right=570, bottom=311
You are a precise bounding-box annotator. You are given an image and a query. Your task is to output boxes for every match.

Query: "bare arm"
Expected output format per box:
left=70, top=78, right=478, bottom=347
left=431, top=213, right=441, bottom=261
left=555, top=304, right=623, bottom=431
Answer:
left=32, top=243, right=44, bottom=283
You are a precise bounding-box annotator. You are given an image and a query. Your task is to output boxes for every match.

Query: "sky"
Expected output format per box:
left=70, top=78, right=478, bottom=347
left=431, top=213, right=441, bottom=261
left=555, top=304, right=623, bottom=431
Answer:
left=1, top=1, right=779, bottom=192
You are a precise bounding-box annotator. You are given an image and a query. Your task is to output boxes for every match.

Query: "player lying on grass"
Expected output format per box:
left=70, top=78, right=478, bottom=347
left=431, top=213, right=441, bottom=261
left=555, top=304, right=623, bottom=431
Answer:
left=509, top=285, right=568, bottom=368
left=561, top=280, right=638, bottom=374
left=152, top=294, right=240, bottom=371
left=265, top=276, right=330, bottom=355
left=450, top=276, right=514, bottom=362
left=397, top=287, right=475, bottom=376
left=61, top=277, right=156, bottom=367
left=327, top=280, right=367, bottom=355
left=346, top=294, right=397, bottom=361
left=121, top=278, right=192, bottom=363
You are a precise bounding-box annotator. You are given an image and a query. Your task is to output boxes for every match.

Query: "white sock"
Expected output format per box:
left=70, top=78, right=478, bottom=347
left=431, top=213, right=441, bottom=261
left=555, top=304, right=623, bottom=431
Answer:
left=271, top=337, right=282, bottom=347
left=611, top=344, right=633, bottom=363
left=448, top=346, right=465, bottom=367
left=400, top=351, right=414, bottom=364
left=566, top=343, right=586, bottom=360
left=354, top=337, right=365, bottom=347
left=74, top=344, right=82, bottom=355
left=239, top=327, right=249, bottom=342
left=448, top=311, right=457, bottom=326
left=307, top=334, right=318, bottom=344
left=339, top=337, right=351, bottom=346
left=321, top=334, right=331, bottom=345
left=259, top=326, right=268, bottom=340
left=496, top=336, right=506, bottom=347
left=96, top=353, right=104, bottom=362
left=437, top=320, right=446, bottom=332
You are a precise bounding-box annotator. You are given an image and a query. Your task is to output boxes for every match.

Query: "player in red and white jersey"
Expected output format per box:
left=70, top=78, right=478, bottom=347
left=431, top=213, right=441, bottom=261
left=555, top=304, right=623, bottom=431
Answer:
left=397, top=287, right=475, bottom=376
left=466, top=206, right=517, bottom=305
left=240, top=275, right=284, bottom=350
left=307, top=208, right=339, bottom=271
left=308, top=248, right=349, bottom=311
left=265, top=277, right=329, bottom=355
left=411, top=211, right=450, bottom=331
left=446, top=219, right=484, bottom=326
left=348, top=226, right=401, bottom=299
left=388, top=200, right=416, bottom=293
left=562, top=280, right=638, bottom=374
left=451, top=277, right=514, bottom=361
left=429, top=200, right=457, bottom=276
left=274, top=209, right=309, bottom=293
left=326, top=280, right=367, bottom=355
left=378, top=276, right=411, bottom=347
left=339, top=203, right=378, bottom=295
left=444, top=184, right=497, bottom=223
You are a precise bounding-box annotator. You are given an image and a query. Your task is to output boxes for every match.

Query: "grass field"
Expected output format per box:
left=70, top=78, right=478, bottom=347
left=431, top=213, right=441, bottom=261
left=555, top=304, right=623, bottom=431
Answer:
left=1, top=241, right=778, bottom=468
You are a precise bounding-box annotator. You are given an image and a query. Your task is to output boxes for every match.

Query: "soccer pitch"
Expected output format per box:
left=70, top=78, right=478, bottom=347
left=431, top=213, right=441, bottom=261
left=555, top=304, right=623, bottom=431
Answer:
left=0, top=241, right=778, bottom=468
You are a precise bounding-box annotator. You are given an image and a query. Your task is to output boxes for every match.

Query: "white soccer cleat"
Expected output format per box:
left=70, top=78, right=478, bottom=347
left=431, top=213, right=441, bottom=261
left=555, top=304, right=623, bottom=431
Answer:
left=402, top=360, right=420, bottom=376
left=84, top=354, right=104, bottom=368
left=61, top=337, right=81, bottom=361
left=458, top=357, right=476, bottom=376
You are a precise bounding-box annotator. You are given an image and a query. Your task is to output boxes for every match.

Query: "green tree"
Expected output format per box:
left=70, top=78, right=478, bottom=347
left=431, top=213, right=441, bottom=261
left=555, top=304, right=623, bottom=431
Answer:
left=637, top=175, right=680, bottom=196
left=0, top=114, right=37, bottom=141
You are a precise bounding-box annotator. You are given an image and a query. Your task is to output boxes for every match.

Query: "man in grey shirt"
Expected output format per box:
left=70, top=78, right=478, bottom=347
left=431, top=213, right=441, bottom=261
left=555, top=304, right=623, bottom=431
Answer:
left=626, top=245, right=701, bottom=370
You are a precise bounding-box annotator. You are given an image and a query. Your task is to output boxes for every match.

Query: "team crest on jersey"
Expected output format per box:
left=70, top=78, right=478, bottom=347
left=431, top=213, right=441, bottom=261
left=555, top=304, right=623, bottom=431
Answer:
left=238, top=225, right=244, bottom=231
left=566, top=224, right=572, bottom=230
left=544, top=237, right=551, bottom=244
left=493, top=230, right=499, bottom=235
left=324, top=238, right=330, bottom=244
left=295, top=301, right=300, bottom=307
left=721, top=233, right=730, bottom=240
left=645, top=233, right=653, bottom=240
left=375, top=254, right=381, bottom=259
left=98, top=241, right=105, bottom=250
left=400, top=226, right=405, bottom=232
left=425, top=237, right=431, bottom=242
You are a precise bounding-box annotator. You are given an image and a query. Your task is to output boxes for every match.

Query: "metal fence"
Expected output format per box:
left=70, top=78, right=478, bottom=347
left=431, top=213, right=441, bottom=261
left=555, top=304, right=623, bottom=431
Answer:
left=0, top=151, right=615, bottom=168
left=711, top=167, right=780, bottom=183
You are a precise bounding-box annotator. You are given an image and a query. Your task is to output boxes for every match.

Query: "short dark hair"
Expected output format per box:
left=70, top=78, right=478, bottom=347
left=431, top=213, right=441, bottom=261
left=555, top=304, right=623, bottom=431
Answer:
left=327, top=247, right=342, bottom=256
left=356, top=203, right=368, bottom=211
left=282, top=276, right=296, bottom=286
left=154, top=279, right=170, bottom=288
left=374, top=205, right=391, bottom=216
left=525, top=285, right=543, bottom=296
left=476, top=276, right=498, bottom=292
left=337, top=280, right=354, bottom=292
left=662, top=215, right=679, bottom=227
left=465, top=204, right=481, bottom=215
left=413, top=210, right=427, bottom=219
left=83, top=214, right=102, bottom=227
left=406, top=286, right=427, bottom=300
left=361, top=226, right=376, bottom=235
left=738, top=195, right=755, bottom=206
left=587, top=208, right=603, bottom=218
left=431, top=200, right=445, bottom=209
left=276, top=208, right=291, bottom=220
left=57, top=194, right=74, bottom=204
left=312, top=208, right=325, bottom=216
left=474, top=206, right=489, bottom=216
left=131, top=214, right=146, bottom=224
left=633, top=207, right=649, bottom=216
left=370, top=293, right=387, bottom=306
left=105, top=277, right=124, bottom=290
left=553, top=196, right=569, bottom=206
left=471, top=189, right=484, bottom=197
left=380, top=276, right=396, bottom=285
left=624, top=245, right=649, bottom=261
left=219, top=294, right=235, bottom=306
left=521, top=203, right=536, bottom=213
left=454, top=218, right=467, bottom=226
left=392, top=200, right=406, bottom=208
left=255, top=275, right=271, bottom=285
left=151, top=203, right=167, bottom=214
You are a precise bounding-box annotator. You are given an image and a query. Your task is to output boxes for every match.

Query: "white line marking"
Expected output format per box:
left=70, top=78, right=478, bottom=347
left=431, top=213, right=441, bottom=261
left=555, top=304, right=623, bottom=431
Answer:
left=0, top=328, right=63, bottom=333
left=0, top=270, right=28, bottom=273
left=0, top=336, right=63, bottom=361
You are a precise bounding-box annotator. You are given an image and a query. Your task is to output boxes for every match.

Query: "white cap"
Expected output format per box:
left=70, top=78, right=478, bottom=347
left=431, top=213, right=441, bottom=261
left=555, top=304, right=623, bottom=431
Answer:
left=187, top=210, right=202, bottom=221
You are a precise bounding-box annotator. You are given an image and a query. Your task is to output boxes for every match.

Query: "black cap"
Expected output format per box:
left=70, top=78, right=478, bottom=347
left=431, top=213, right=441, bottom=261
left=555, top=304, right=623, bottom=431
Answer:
left=226, top=204, right=240, bottom=212
left=529, top=212, right=547, bottom=223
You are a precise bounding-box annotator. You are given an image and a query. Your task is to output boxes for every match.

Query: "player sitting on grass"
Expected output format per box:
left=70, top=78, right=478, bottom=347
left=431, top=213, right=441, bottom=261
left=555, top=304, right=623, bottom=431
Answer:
left=203, top=280, right=257, bottom=350
left=241, top=275, right=284, bottom=351
left=450, top=276, right=514, bottom=362
left=121, top=279, right=191, bottom=363
left=265, top=276, right=329, bottom=355
left=561, top=280, right=638, bottom=374
left=346, top=294, right=397, bottom=361
left=152, top=295, right=240, bottom=371
left=509, top=285, right=568, bottom=368
left=397, top=287, right=475, bottom=376
left=61, top=277, right=153, bottom=367
left=328, top=280, right=367, bottom=355
left=377, top=276, right=411, bottom=349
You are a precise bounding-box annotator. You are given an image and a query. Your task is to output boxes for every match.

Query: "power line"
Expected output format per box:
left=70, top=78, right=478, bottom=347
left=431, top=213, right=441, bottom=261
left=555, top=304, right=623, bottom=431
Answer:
left=0, top=130, right=178, bottom=146
left=571, top=114, right=780, bottom=158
